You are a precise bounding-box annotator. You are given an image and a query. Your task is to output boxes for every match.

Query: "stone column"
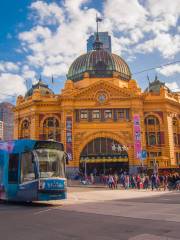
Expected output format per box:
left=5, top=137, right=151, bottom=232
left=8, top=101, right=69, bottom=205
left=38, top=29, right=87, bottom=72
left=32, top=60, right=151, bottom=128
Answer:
left=13, top=115, right=19, bottom=139
left=165, top=112, right=175, bottom=166
left=30, top=113, right=39, bottom=140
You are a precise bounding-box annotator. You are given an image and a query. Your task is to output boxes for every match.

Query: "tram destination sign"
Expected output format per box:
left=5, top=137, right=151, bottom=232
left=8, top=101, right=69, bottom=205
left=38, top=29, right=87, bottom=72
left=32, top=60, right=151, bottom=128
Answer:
left=35, top=141, right=64, bottom=151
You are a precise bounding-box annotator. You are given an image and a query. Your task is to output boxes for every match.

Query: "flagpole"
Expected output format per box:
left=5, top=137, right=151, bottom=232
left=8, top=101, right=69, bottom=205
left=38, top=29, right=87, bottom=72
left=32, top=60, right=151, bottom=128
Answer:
left=96, top=14, right=99, bottom=37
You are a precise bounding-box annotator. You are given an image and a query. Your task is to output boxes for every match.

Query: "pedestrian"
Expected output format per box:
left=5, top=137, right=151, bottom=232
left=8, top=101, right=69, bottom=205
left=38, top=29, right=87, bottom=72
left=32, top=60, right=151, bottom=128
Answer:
left=125, top=175, right=130, bottom=189
left=90, top=173, right=94, bottom=184
left=164, top=175, right=168, bottom=191
left=136, top=174, right=141, bottom=190
left=151, top=174, right=156, bottom=191
left=143, top=175, right=149, bottom=190
left=156, top=175, right=160, bottom=191
left=114, top=173, right=119, bottom=189
left=108, top=175, right=114, bottom=189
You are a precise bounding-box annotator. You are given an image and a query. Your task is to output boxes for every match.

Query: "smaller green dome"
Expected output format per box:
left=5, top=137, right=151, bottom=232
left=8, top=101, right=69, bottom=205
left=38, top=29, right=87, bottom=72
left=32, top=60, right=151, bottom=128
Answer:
left=145, top=77, right=170, bottom=93
left=25, top=80, right=54, bottom=98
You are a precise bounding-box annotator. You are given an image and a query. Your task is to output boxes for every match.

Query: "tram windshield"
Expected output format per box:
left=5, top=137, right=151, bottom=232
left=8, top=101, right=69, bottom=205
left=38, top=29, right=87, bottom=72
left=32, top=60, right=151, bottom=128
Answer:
left=34, top=149, right=65, bottom=178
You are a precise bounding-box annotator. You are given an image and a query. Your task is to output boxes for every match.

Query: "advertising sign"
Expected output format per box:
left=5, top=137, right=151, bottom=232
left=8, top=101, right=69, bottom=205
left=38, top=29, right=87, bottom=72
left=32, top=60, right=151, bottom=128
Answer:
left=133, top=114, right=142, bottom=159
left=66, top=116, right=73, bottom=161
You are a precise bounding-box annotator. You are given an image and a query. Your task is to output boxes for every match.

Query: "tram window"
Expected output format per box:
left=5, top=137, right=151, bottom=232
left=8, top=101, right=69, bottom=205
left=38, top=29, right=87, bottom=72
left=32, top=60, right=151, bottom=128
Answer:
left=21, top=152, right=35, bottom=183
left=8, top=154, right=19, bottom=184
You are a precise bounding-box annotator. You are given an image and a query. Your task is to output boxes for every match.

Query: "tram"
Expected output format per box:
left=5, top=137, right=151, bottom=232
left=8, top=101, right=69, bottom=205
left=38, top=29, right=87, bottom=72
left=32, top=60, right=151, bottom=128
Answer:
left=0, top=139, right=68, bottom=202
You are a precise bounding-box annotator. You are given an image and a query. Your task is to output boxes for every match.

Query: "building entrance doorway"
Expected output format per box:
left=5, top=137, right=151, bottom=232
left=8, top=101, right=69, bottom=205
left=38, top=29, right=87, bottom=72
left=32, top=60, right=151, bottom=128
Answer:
left=80, top=137, right=129, bottom=175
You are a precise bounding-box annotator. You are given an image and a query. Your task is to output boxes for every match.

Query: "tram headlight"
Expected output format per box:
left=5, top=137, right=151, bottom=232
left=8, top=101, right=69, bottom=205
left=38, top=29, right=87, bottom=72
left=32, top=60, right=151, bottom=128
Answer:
left=39, top=180, right=45, bottom=189
left=64, top=179, right=67, bottom=188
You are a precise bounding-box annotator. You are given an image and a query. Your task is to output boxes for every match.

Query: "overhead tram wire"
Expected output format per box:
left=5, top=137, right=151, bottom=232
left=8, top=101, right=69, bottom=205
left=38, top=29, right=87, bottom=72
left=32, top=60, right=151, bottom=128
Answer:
left=132, top=60, right=180, bottom=76
left=0, top=60, right=180, bottom=99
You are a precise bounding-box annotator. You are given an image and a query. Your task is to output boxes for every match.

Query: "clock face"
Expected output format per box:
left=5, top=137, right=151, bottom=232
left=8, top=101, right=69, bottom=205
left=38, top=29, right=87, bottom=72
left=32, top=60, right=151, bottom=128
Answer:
left=98, top=94, right=106, bottom=103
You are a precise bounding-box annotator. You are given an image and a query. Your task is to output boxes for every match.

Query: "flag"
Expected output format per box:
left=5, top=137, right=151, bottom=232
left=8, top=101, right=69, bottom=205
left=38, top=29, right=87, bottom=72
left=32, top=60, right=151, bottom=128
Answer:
left=52, top=75, right=54, bottom=84
left=96, top=16, right=102, bottom=22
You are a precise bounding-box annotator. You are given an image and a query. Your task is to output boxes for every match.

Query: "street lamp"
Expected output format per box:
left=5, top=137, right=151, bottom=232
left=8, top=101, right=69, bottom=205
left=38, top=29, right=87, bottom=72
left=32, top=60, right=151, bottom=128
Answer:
left=84, top=157, right=87, bottom=180
left=153, top=158, right=158, bottom=175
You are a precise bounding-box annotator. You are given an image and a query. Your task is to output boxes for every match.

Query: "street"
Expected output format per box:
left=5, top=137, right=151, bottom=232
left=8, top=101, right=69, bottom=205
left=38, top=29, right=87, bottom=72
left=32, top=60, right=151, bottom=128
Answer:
left=0, top=188, right=180, bottom=240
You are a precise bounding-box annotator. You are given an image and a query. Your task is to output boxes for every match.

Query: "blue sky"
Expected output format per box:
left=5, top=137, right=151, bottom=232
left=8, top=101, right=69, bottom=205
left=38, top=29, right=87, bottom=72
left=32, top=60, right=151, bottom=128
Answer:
left=0, top=0, right=179, bottom=103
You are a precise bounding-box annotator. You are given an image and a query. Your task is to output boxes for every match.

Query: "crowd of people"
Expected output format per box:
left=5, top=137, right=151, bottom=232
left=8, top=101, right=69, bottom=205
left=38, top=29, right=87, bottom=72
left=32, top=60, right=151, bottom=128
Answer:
left=79, top=171, right=180, bottom=191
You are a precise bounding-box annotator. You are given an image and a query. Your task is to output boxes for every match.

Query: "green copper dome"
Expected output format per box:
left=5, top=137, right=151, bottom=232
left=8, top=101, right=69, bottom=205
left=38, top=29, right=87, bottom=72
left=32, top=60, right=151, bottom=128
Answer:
left=25, top=80, right=54, bottom=98
left=145, top=76, right=170, bottom=93
left=67, top=49, right=131, bottom=82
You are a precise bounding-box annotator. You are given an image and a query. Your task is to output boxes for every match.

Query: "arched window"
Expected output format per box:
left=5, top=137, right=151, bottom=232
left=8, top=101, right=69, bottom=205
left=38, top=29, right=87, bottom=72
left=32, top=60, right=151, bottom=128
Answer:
left=20, top=120, right=30, bottom=139
left=42, top=117, right=60, bottom=141
left=149, top=134, right=156, bottom=145
left=173, top=117, right=179, bottom=145
left=145, top=115, right=162, bottom=146
left=145, top=116, right=160, bottom=126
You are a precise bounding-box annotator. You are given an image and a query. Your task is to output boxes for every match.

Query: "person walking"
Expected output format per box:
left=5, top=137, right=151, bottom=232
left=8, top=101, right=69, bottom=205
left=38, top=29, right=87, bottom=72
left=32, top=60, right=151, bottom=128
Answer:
left=151, top=173, right=156, bottom=191
left=108, top=175, right=114, bottom=189
left=125, top=175, right=130, bottom=189
left=164, top=175, right=168, bottom=191
left=143, top=175, right=149, bottom=190
left=114, top=173, right=119, bottom=189
left=136, top=174, right=141, bottom=190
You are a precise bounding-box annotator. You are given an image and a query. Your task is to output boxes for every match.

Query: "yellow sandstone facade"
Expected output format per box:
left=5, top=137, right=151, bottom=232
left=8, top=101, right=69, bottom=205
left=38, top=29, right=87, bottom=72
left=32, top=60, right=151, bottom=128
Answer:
left=13, top=38, right=180, bottom=175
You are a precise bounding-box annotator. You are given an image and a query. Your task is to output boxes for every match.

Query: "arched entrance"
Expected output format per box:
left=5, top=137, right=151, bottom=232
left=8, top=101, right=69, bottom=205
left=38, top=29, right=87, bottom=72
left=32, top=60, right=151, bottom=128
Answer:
left=80, top=137, right=129, bottom=175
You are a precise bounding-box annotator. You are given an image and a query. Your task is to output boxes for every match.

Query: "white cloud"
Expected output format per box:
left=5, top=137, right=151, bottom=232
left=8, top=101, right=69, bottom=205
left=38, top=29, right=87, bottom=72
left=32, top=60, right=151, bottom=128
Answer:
left=103, top=0, right=180, bottom=57
left=19, top=26, right=52, bottom=44
left=166, top=81, right=180, bottom=91
left=103, top=0, right=148, bottom=31
left=0, top=61, right=19, bottom=72
left=21, top=65, right=36, bottom=79
left=19, top=0, right=98, bottom=78
left=136, top=33, right=180, bottom=59
left=0, top=73, right=26, bottom=101
left=42, top=63, right=68, bottom=77
left=1, top=0, right=180, bottom=102
left=30, top=1, right=64, bottom=25
left=158, top=63, right=180, bottom=76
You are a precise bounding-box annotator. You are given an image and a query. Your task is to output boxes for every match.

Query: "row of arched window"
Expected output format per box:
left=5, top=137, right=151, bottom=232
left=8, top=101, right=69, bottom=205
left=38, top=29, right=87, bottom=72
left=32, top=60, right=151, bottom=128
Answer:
left=20, top=115, right=180, bottom=146
left=20, top=117, right=60, bottom=141
left=145, top=115, right=179, bottom=146
left=145, top=115, right=161, bottom=146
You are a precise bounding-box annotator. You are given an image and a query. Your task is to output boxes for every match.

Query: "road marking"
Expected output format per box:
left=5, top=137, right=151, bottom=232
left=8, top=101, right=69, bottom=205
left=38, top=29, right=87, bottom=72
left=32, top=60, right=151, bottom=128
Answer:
left=34, top=206, right=62, bottom=215
left=129, top=233, right=178, bottom=240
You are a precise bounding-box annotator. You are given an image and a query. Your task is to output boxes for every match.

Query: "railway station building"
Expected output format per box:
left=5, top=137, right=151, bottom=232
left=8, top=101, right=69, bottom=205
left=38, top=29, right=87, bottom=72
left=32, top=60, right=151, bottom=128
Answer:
left=13, top=33, right=180, bottom=175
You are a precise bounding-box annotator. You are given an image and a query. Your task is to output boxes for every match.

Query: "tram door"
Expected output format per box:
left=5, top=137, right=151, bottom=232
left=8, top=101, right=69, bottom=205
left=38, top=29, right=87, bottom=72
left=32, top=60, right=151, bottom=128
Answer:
left=17, top=152, right=38, bottom=201
left=8, top=153, right=19, bottom=198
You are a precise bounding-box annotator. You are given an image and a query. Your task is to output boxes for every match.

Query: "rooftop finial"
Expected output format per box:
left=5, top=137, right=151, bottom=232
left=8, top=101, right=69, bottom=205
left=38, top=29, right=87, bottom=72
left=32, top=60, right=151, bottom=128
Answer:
left=147, top=74, right=150, bottom=84
left=155, top=74, right=158, bottom=82
left=93, top=14, right=103, bottom=50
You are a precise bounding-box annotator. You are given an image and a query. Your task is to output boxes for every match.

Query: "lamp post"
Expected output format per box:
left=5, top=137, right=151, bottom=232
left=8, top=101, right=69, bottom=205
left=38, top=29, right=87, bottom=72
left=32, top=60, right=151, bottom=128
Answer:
left=153, top=158, right=158, bottom=175
left=84, top=157, right=87, bottom=180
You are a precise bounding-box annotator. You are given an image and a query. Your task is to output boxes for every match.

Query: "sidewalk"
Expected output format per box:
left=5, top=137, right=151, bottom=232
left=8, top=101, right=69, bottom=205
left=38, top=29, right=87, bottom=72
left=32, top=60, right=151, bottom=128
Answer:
left=67, top=179, right=107, bottom=188
left=49, top=186, right=171, bottom=206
